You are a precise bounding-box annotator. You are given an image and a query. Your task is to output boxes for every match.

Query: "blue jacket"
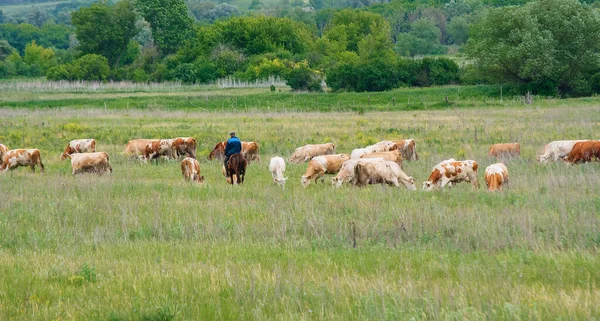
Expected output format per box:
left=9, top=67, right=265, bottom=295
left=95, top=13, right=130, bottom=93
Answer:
left=225, top=137, right=242, bottom=156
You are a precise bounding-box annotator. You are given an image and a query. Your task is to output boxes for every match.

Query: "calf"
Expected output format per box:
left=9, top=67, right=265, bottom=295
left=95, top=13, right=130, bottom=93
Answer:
left=289, top=143, right=336, bottom=163
left=537, top=140, right=588, bottom=163
left=331, top=158, right=385, bottom=187
left=564, top=140, right=600, bottom=164
left=393, top=139, right=419, bottom=161
left=489, top=143, right=520, bottom=158
left=1, top=149, right=44, bottom=172
left=360, top=149, right=403, bottom=168
left=301, top=154, right=349, bottom=187
left=143, top=139, right=176, bottom=162
left=269, top=157, right=287, bottom=187
left=181, top=157, right=204, bottom=183
left=354, top=161, right=416, bottom=190
left=61, top=139, right=96, bottom=160
left=423, top=159, right=479, bottom=191
left=485, top=163, right=509, bottom=191
left=69, top=152, right=112, bottom=175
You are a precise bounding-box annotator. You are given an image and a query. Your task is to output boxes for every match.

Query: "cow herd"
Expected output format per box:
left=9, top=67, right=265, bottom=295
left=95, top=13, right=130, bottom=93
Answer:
left=0, top=137, right=598, bottom=191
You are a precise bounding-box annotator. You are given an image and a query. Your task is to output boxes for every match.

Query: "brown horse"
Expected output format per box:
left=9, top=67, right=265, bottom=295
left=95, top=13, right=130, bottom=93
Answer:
left=225, top=153, right=247, bottom=185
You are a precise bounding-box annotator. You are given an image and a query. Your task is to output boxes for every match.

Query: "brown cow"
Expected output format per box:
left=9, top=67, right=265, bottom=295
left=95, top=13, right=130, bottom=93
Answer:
left=1, top=149, right=44, bottom=172
left=301, top=154, right=350, bottom=187
left=181, top=157, right=204, bottom=183
left=69, top=152, right=112, bottom=175
left=0, top=144, right=9, bottom=165
left=392, top=139, right=419, bottom=161
left=489, top=143, right=520, bottom=158
left=564, top=140, right=600, bottom=164
left=289, top=143, right=336, bottom=163
left=423, top=159, right=479, bottom=191
left=484, top=163, right=509, bottom=191
left=360, top=150, right=403, bottom=168
left=354, top=161, right=416, bottom=190
left=208, top=141, right=260, bottom=162
left=60, top=139, right=96, bottom=160
left=172, top=137, right=197, bottom=159
left=124, top=139, right=157, bottom=159
left=143, top=139, right=176, bottom=162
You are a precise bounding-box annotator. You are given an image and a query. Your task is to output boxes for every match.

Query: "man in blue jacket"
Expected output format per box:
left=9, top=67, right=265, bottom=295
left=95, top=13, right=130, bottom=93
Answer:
left=224, top=131, right=242, bottom=175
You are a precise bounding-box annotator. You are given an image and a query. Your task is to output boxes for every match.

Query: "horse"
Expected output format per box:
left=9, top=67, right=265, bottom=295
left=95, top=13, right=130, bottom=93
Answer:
left=225, top=153, right=247, bottom=185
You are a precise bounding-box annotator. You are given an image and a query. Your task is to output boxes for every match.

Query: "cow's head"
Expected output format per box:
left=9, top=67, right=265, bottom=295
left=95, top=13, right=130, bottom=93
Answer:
left=60, top=152, right=69, bottom=161
left=405, top=177, right=417, bottom=191
left=536, top=155, right=547, bottom=163
left=422, top=181, right=436, bottom=191
left=274, top=177, right=288, bottom=187
left=197, top=175, right=205, bottom=183
left=301, top=176, right=310, bottom=188
left=386, top=142, right=398, bottom=151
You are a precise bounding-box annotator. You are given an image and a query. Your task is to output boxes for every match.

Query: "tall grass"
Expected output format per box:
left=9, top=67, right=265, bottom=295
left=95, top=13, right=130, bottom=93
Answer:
left=0, top=103, right=599, bottom=320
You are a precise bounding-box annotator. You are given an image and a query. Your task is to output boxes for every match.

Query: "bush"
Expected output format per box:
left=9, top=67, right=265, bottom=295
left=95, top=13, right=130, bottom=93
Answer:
left=70, top=54, right=110, bottom=81
left=285, top=62, right=322, bottom=92
left=414, top=57, right=460, bottom=87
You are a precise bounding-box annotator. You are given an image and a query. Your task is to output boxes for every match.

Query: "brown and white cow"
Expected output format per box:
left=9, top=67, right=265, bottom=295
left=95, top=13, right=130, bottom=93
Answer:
left=489, top=143, right=520, bottom=158
left=172, top=137, right=197, bottom=159
left=69, top=152, right=112, bottom=175
left=351, top=141, right=397, bottom=159
left=181, top=157, right=204, bottom=183
left=331, top=158, right=385, bottom=187
left=0, top=144, right=9, bottom=165
left=301, top=154, right=350, bottom=187
left=392, top=139, right=419, bottom=161
left=269, top=156, right=287, bottom=187
left=484, top=163, right=509, bottom=191
left=360, top=149, right=403, bottom=168
left=60, top=139, right=96, bottom=160
left=208, top=141, right=260, bottom=162
left=354, top=161, right=416, bottom=190
left=1, top=149, right=44, bottom=172
left=563, top=140, right=600, bottom=164
left=143, top=139, right=176, bottom=162
left=289, top=143, right=336, bottom=163
left=423, top=159, right=479, bottom=191
left=124, top=139, right=157, bottom=160
left=536, top=140, right=589, bottom=163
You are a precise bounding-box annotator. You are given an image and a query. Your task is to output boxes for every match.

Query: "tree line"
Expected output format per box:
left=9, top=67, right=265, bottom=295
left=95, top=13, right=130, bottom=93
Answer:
left=1, top=0, right=600, bottom=96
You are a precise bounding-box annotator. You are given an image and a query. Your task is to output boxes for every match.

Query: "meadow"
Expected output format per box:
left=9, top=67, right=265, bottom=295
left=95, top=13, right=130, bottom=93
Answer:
left=0, top=85, right=599, bottom=320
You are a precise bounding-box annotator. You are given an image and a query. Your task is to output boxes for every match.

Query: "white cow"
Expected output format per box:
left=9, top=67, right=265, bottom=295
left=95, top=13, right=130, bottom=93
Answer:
left=537, top=140, right=589, bottom=163
left=269, top=157, right=287, bottom=187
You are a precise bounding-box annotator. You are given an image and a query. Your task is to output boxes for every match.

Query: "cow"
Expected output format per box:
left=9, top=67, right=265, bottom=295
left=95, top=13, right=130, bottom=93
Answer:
left=485, top=163, right=509, bottom=191
left=392, top=139, right=419, bottom=161
left=423, top=159, right=479, bottom=191
left=143, top=139, right=176, bottom=162
left=208, top=141, right=260, bottom=162
left=351, top=141, right=397, bottom=159
left=60, top=139, right=96, bottom=161
left=68, top=152, right=112, bottom=175
left=360, top=149, right=403, bottom=168
left=181, top=157, right=204, bottom=183
left=269, top=157, right=287, bottom=187
left=1, top=149, right=44, bottom=173
left=124, top=139, right=157, bottom=160
left=289, top=143, right=336, bottom=163
left=172, top=137, right=197, bottom=159
left=489, top=143, right=520, bottom=158
left=354, top=161, right=416, bottom=190
left=301, top=154, right=350, bottom=187
left=563, top=140, right=600, bottom=164
left=332, top=158, right=385, bottom=188
left=0, top=144, right=8, bottom=165
left=537, top=140, right=589, bottom=163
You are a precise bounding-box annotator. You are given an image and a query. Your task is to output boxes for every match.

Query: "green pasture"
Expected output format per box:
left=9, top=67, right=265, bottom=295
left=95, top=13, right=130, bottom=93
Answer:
left=0, top=88, right=599, bottom=320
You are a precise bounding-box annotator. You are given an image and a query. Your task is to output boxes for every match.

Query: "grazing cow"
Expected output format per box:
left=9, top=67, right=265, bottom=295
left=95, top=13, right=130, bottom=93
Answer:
left=423, top=159, right=479, bottom=191
left=269, top=157, right=287, bottom=187
left=360, top=149, right=403, bottom=168
left=181, top=157, right=204, bottom=183
left=0, top=144, right=8, bottom=165
left=60, top=139, right=96, bottom=160
left=485, top=163, right=509, bottom=191
left=392, top=139, right=419, bottom=161
left=351, top=141, right=397, bottom=159
left=332, top=158, right=385, bottom=187
left=289, top=143, right=336, bottom=163
left=143, top=139, right=176, bottom=162
left=69, top=152, right=112, bottom=175
left=537, top=140, right=589, bottom=163
left=354, top=161, right=416, bottom=190
left=208, top=141, right=260, bottom=162
left=172, top=137, right=197, bottom=159
left=124, top=139, right=157, bottom=159
left=564, top=140, right=600, bottom=164
left=301, top=154, right=350, bottom=187
left=489, top=143, right=520, bottom=158
left=1, top=149, right=44, bottom=172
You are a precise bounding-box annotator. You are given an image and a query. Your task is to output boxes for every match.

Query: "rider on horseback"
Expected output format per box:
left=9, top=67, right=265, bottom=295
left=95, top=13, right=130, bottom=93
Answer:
left=224, top=131, right=242, bottom=176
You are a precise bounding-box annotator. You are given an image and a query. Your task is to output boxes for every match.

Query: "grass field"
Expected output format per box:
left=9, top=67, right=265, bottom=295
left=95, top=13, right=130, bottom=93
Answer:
left=0, top=86, right=599, bottom=320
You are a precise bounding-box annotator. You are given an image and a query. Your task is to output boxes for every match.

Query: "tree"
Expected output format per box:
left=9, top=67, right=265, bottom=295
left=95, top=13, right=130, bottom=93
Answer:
left=446, top=16, right=469, bottom=45
left=23, top=41, right=56, bottom=72
left=0, top=40, right=16, bottom=61
left=71, top=1, right=139, bottom=68
left=465, top=0, right=600, bottom=95
left=395, top=19, right=445, bottom=56
left=136, top=0, right=194, bottom=56
left=70, top=54, right=110, bottom=81
left=28, top=7, right=50, bottom=28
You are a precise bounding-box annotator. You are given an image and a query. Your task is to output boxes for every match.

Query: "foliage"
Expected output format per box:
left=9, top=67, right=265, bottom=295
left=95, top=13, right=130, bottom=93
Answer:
left=446, top=16, right=469, bottom=45
left=136, top=0, right=195, bottom=56
left=47, top=54, right=110, bottom=81
left=323, top=9, right=391, bottom=53
left=0, top=40, right=16, bottom=61
left=190, top=2, right=239, bottom=23
left=395, top=19, right=445, bottom=56
left=285, top=61, right=323, bottom=91
left=0, top=23, right=71, bottom=54
left=23, top=40, right=56, bottom=72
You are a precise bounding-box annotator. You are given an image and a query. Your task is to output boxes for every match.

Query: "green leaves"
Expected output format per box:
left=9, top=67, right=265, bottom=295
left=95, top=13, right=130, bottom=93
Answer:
left=135, top=0, right=194, bottom=56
